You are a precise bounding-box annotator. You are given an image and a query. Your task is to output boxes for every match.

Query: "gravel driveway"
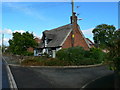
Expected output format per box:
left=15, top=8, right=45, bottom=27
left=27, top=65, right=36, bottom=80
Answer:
left=10, top=65, right=113, bottom=88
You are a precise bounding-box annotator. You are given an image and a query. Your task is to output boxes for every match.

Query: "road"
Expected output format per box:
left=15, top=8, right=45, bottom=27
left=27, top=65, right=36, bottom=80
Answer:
left=0, top=56, right=2, bottom=90
left=9, top=65, right=114, bottom=88
left=83, top=73, right=114, bottom=89
left=2, top=59, right=10, bottom=89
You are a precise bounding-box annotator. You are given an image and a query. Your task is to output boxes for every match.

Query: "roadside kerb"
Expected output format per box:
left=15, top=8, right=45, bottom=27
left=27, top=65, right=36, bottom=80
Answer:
left=8, top=63, right=105, bottom=69
left=2, top=57, right=18, bottom=90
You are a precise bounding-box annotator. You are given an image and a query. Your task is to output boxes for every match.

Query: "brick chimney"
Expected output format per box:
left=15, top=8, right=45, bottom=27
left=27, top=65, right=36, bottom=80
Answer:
left=70, top=12, right=78, bottom=24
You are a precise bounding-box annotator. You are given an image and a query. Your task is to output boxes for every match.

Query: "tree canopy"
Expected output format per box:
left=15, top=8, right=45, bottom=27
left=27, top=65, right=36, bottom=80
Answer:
left=92, top=24, right=116, bottom=49
left=108, top=29, right=120, bottom=71
left=92, top=24, right=120, bottom=72
left=9, top=31, right=37, bottom=55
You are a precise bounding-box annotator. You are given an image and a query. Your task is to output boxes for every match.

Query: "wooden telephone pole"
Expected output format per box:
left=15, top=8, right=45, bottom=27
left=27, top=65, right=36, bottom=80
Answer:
left=72, top=0, right=74, bottom=18
left=71, top=0, right=74, bottom=47
left=2, top=33, right=4, bottom=53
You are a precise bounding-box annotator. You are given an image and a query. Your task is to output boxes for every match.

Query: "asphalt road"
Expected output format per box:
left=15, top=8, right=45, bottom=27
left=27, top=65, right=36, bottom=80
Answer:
left=83, top=73, right=114, bottom=89
left=2, top=59, right=10, bottom=89
left=10, top=65, right=114, bottom=88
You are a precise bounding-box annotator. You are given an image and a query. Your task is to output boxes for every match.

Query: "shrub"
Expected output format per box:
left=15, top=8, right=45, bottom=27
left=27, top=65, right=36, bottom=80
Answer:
left=67, top=47, right=85, bottom=62
left=21, top=56, right=72, bottom=66
left=22, top=47, right=107, bottom=66
left=26, top=52, right=34, bottom=56
left=56, top=47, right=85, bottom=62
left=56, top=48, right=68, bottom=61
left=42, top=58, right=71, bottom=66
left=76, top=58, right=95, bottom=65
left=89, top=48, right=106, bottom=63
left=56, top=47, right=106, bottom=65
left=21, top=56, right=43, bottom=63
left=21, top=51, right=34, bottom=56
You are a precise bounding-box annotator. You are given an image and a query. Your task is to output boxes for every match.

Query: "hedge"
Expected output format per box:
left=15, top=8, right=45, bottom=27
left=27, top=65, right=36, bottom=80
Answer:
left=56, top=47, right=106, bottom=65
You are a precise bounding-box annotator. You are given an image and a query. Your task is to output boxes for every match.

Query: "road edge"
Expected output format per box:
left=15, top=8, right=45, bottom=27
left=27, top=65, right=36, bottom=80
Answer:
left=8, top=63, right=105, bottom=69
left=2, top=57, right=18, bottom=90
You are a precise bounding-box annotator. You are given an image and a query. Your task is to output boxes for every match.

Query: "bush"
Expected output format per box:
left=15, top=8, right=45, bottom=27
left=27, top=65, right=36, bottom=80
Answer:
left=89, top=48, right=106, bottom=63
left=56, top=48, right=68, bottom=61
left=42, top=58, right=71, bottom=66
left=67, top=47, right=85, bottom=62
left=22, top=51, right=34, bottom=56
left=21, top=47, right=107, bottom=66
left=57, top=47, right=85, bottom=62
left=56, top=47, right=106, bottom=65
left=21, top=56, right=72, bottom=66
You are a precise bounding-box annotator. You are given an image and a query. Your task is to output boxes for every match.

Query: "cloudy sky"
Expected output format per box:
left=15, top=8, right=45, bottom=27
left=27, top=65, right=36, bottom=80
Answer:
left=1, top=1, right=119, bottom=46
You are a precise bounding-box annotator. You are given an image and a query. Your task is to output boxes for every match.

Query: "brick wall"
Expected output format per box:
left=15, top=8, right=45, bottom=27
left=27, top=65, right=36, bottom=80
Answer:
left=62, top=32, right=72, bottom=48
left=62, top=24, right=89, bottom=50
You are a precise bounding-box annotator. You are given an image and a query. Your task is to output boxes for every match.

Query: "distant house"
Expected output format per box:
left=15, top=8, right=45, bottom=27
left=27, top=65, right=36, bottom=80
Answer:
left=34, top=12, right=92, bottom=57
left=27, top=37, right=41, bottom=53
left=86, top=38, right=94, bottom=48
left=116, top=29, right=120, bottom=32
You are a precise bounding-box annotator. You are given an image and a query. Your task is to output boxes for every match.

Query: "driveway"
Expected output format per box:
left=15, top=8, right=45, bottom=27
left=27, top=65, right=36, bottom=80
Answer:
left=9, top=65, right=113, bottom=88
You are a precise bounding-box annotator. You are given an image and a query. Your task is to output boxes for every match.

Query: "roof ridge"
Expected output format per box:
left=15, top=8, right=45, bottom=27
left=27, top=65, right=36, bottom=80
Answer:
left=47, top=24, right=71, bottom=32
left=86, top=38, right=94, bottom=44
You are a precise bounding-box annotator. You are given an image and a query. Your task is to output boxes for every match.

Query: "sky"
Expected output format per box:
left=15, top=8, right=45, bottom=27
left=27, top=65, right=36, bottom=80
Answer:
left=0, top=1, right=119, bottom=46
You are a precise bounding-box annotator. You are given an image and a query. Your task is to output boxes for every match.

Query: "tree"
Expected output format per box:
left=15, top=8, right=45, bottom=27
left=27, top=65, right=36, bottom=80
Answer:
left=9, top=31, right=37, bottom=55
left=92, top=24, right=116, bottom=49
left=108, top=30, right=120, bottom=89
left=93, top=24, right=120, bottom=88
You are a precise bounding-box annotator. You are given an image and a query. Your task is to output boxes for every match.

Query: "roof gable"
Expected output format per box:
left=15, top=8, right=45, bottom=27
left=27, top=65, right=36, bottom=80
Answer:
left=39, top=24, right=90, bottom=50
left=41, top=24, right=72, bottom=48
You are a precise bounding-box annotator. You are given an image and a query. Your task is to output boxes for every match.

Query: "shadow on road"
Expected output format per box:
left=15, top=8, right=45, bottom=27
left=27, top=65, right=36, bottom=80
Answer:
left=83, top=73, right=115, bottom=89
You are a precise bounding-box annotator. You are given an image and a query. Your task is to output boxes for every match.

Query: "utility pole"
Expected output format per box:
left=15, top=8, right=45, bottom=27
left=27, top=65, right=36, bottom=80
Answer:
left=2, top=33, right=4, bottom=53
left=71, top=0, right=74, bottom=47
left=72, top=0, right=74, bottom=19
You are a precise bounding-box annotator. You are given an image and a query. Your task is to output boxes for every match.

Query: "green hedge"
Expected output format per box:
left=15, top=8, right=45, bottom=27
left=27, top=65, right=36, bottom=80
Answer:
left=56, top=47, right=106, bottom=65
